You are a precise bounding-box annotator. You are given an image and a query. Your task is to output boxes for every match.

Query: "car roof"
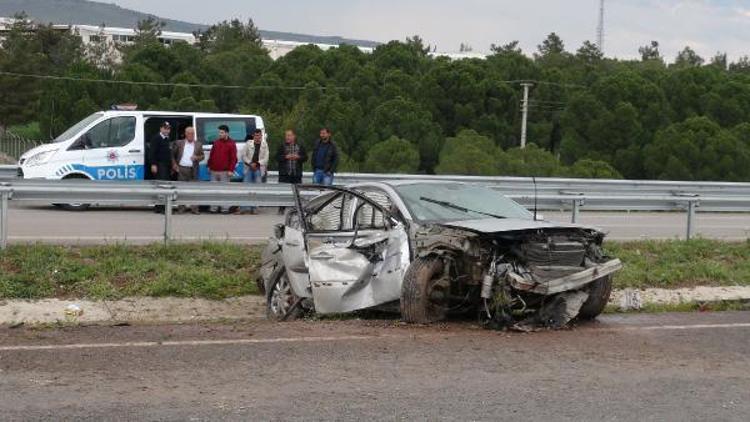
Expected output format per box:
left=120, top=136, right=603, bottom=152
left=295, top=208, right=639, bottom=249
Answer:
left=354, top=180, right=469, bottom=188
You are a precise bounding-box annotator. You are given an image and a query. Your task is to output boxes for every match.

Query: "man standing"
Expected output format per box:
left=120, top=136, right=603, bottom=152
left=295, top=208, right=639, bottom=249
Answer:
left=171, top=126, right=204, bottom=214
left=149, top=121, right=172, bottom=213
left=206, top=125, right=237, bottom=214
left=311, top=127, right=338, bottom=186
left=238, top=129, right=269, bottom=215
left=277, top=129, right=307, bottom=184
left=277, top=129, right=307, bottom=214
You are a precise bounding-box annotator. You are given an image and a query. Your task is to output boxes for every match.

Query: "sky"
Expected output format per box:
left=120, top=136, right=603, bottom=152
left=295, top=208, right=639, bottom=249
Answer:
left=105, top=0, right=750, bottom=61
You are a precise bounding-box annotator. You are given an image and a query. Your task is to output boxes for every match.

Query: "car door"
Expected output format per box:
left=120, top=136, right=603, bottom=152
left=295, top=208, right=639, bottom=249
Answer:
left=294, top=185, right=410, bottom=314
left=78, top=115, right=142, bottom=180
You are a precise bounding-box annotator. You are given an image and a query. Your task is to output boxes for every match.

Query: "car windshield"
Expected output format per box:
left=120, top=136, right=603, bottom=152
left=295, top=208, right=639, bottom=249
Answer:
left=53, top=113, right=103, bottom=143
left=394, top=183, right=533, bottom=223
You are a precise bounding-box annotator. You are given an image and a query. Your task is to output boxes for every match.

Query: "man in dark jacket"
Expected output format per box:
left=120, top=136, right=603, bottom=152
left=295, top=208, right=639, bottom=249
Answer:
left=277, top=129, right=307, bottom=184
left=276, top=129, right=307, bottom=214
left=149, top=121, right=172, bottom=213
left=311, top=127, right=338, bottom=185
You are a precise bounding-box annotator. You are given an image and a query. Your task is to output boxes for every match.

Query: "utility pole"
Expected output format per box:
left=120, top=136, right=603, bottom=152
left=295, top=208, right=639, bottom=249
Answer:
left=597, top=0, right=605, bottom=53
left=520, top=82, right=533, bottom=149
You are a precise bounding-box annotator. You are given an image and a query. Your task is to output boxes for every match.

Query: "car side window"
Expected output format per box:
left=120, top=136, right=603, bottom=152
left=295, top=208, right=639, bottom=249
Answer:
left=196, top=118, right=256, bottom=145
left=82, top=117, right=136, bottom=149
left=310, top=193, right=355, bottom=232
left=355, top=200, right=387, bottom=229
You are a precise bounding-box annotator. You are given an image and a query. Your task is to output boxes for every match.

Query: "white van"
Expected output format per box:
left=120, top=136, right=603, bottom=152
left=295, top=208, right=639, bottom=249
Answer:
left=18, top=111, right=266, bottom=181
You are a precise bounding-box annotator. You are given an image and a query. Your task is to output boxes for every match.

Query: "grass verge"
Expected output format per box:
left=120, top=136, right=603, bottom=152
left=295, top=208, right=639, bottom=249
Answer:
left=0, top=239, right=748, bottom=301
left=0, top=243, right=261, bottom=300
left=606, top=239, right=750, bottom=289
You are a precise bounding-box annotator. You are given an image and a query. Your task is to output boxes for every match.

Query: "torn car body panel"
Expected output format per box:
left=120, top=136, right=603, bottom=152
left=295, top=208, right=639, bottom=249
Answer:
left=506, top=258, right=623, bottom=295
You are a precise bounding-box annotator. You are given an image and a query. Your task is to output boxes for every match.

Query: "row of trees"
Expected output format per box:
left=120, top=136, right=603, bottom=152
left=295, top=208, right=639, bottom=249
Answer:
left=2, top=15, right=750, bottom=180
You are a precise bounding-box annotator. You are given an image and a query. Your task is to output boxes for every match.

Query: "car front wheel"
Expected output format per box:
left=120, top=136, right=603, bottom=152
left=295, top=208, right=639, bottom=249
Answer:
left=578, top=275, right=614, bottom=320
left=400, top=257, right=450, bottom=324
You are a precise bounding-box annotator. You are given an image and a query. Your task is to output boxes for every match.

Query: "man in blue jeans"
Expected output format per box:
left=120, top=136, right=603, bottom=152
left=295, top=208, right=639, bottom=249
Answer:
left=238, top=129, right=269, bottom=214
left=311, top=127, right=339, bottom=185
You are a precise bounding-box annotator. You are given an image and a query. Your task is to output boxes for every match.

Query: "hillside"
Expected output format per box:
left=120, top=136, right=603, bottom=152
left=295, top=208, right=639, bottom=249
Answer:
left=0, top=0, right=381, bottom=47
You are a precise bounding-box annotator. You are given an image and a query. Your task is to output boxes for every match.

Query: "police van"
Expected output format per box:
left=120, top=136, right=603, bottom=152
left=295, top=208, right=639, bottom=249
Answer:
left=18, top=110, right=266, bottom=181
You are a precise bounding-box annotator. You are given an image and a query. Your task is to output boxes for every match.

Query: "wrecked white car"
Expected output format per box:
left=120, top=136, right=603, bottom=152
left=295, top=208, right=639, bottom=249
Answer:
left=259, top=182, right=622, bottom=330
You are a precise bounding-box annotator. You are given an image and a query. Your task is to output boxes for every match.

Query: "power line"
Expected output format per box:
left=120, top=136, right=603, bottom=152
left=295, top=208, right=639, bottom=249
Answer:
left=0, top=71, right=347, bottom=91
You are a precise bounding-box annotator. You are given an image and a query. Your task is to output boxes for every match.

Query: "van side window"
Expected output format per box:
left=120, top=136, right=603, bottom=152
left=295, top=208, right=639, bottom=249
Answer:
left=196, top=118, right=257, bottom=145
left=83, top=117, right=136, bottom=149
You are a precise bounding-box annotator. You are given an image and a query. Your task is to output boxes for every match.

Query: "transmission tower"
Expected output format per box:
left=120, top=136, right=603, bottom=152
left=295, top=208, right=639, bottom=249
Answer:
left=596, top=0, right=605, bottom=53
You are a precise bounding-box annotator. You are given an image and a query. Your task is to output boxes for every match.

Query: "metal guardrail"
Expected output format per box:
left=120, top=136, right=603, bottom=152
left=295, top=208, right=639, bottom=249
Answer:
left=4, top=167, right=750, bottom=211
left=0, top=165, right=17, bottom=180
left=2, top=178, right=750, bottom=248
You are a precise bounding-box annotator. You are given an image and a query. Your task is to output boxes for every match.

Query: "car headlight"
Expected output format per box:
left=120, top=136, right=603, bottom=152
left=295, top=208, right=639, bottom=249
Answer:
left=24, top=150, right=57, bottom=166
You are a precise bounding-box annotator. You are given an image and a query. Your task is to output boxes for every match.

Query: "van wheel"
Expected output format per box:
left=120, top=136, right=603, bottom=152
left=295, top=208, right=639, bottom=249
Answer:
left=56, top=203, right=91, bottom=211
left=55, top=175, right=91, bottom=211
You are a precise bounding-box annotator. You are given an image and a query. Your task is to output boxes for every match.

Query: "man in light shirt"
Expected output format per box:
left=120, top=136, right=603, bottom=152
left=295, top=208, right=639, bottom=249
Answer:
left=171, top=126, right=205, bottom=214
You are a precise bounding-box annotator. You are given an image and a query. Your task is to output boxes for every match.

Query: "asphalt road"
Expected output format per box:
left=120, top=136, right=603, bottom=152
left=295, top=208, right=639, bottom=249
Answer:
left=1, top=312, right=749, bottom=421
left=4, top=203, right=750, bottom=243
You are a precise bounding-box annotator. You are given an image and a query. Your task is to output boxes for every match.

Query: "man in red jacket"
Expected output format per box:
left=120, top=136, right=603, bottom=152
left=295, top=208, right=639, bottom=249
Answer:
left=206, top=125, right=237, bottom=214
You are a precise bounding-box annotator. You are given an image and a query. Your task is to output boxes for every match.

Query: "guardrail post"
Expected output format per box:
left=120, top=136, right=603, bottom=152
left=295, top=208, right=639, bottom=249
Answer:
left=571, top=199, right=581, bottom=224
left=686, top=200, right=697, bottom=240
left=0, top=189, right=9, bottom=250
left=163, top=194, right=173, bottom=244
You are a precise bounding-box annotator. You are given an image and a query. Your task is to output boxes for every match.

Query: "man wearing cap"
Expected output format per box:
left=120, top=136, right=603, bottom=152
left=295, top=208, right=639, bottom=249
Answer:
left=206, top=125, right=238, bottom=214
left=149, top=121, right=173, bottom=213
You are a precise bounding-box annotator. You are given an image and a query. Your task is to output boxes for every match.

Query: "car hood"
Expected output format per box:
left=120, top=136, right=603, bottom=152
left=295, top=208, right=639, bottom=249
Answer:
left=438, top=218, right=601, bottom=235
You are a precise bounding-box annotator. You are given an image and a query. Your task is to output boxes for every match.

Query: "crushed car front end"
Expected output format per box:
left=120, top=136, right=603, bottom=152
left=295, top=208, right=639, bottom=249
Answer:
left=405, top=219, right=622, bottom=330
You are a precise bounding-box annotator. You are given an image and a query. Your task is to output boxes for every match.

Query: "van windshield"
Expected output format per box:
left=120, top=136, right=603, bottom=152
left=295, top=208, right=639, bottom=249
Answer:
left=53, top=113, right=103, bottom=143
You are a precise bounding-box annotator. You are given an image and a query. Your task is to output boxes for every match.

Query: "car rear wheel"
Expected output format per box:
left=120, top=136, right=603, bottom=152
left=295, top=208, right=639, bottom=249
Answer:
left=400, top=257, right=450, bottom=324
left=267, top=273, right=302, bottom=321
left=578, top=275, right=614, bottom=320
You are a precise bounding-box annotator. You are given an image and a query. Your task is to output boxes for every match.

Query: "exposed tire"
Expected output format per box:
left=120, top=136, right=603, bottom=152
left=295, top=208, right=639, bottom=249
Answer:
left=57, top=203, right=91, bottom=211
left=266, top=272, right=302, bottom=321
left=56, top=175, right=91, bottom=211
left=578, top=275, right=614, bottom=320
left=400, top=257, right=450, bottom=324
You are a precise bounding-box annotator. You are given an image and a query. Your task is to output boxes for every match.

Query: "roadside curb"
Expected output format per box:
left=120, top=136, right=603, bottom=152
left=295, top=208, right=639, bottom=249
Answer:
left=2, top=286, right=750, bottom=326
left=0, top=296, right=266, bottom=326
left=610, top=286, right=750, bottom=310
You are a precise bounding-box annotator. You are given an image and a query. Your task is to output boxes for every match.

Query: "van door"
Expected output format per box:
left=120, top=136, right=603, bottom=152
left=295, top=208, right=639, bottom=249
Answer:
left=77, top=115, right=142, bottom=180
left=195, top=116, right=258, bottom=181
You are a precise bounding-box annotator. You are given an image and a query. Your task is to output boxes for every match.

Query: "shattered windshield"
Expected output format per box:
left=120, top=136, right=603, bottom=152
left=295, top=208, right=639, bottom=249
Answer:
left=394, top=183, right=533, bottom=223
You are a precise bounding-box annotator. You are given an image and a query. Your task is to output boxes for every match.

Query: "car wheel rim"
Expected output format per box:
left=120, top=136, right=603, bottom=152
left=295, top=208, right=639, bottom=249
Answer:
left=270, top=275, right=294, bottom=317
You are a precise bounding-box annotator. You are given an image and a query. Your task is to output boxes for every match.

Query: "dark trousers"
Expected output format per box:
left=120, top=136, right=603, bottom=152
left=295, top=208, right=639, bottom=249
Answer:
left=154, top=163, right=171, bottom=213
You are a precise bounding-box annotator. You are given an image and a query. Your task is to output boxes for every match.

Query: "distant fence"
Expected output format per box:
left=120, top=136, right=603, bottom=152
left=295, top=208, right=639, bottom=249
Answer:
left=0, top=131, right=42, bottom=161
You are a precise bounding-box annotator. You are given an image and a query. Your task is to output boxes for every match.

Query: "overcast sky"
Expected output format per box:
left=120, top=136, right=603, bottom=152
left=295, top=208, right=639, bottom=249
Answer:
left=105, top=0, right=750, bottom=61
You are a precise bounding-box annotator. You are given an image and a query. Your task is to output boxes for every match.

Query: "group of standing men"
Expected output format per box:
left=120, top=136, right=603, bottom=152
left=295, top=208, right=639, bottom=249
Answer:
left=148, top=122, right=339, bottom=215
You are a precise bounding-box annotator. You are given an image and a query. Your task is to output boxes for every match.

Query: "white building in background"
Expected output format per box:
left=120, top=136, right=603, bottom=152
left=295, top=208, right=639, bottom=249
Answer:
left=0, top=18, right=482, bottom=61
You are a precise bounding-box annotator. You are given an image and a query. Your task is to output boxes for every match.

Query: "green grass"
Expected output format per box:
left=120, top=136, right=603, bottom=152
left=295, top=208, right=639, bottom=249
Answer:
left=0, top=239, right=749, bottom=301
left=606, top=239, right=750, bottom=289
left=0, top=243, right=261, bottom=300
